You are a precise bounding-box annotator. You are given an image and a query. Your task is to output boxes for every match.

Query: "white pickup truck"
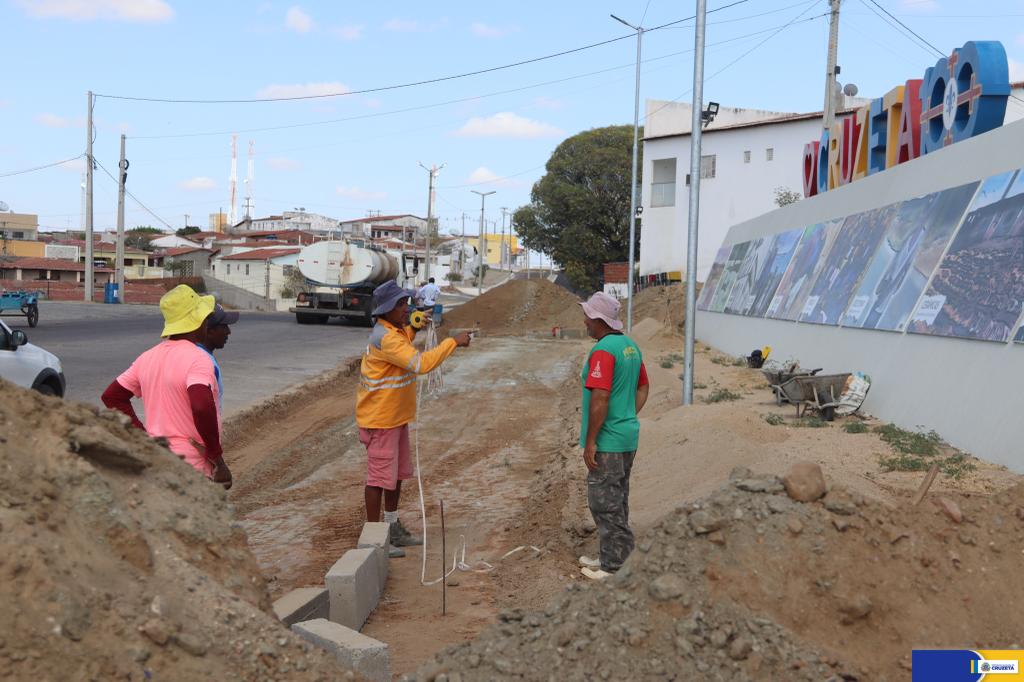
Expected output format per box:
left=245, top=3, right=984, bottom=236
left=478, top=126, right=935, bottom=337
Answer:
left=0, top=319, right=66, bottom=397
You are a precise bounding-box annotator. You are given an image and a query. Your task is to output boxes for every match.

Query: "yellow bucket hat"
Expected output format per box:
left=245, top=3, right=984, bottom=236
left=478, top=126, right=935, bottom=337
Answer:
left=159, top=284, right=216, bottom=337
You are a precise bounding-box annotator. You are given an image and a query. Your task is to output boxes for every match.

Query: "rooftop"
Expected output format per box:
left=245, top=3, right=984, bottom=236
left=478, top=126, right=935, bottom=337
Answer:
left=0, top=256, right=110, bottom=272
left=219, top=247, right=301, bottom=261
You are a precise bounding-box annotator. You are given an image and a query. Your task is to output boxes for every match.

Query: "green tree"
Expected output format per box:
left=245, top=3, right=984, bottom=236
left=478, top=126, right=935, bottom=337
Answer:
left=126, top=226, right=163, bottom=251
left=177, top=225, right=201, bottom=237
left=513, top=125, right=641, bottom=290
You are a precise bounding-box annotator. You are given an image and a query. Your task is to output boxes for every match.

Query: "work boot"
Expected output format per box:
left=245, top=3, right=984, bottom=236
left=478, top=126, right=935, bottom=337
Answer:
left=581, top=567, right=613, bottom=581
left=390, top=519, right=424, bottom=547
left=388, top=546, right=406, bottom=559
left=578, top=555, right=601, bottom=569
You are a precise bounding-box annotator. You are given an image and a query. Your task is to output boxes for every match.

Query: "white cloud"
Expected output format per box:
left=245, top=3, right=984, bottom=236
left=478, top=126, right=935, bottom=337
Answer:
left=383, top=17, right=447, bottom=33
left=35, top=112, right=84, bottom=128
left=466, top=166, right=527, bottom=188
left=336, top=186, right=387, bottom=201
left=285, top=5, right=313, bottom=33
left=331, top=23, right=363, bottom=40
left=470, top=22, right=517, bottom=38
left=256, top=81, right=348, bottom=98
left=58, top=158, right=87, bottom=173
left=1010, top=58, right=1024, bottom=82
left=16, top=0, right=174, bottom=22
left=179, top=176, right=217, bottom=191
left=453, top=112, right=563, bottom=139
left=268, top=157, right=301, bottom=171
left=532, top=95, right=565, bottom=110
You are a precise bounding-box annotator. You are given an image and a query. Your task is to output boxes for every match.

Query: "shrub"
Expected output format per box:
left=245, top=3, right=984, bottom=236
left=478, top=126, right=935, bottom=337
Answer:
left=703, top=388, right=741, bottom=404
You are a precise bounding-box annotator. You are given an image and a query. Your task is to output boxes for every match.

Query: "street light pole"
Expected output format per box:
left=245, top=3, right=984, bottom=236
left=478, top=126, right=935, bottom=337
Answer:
left=683, top=0, right=708, bottom=406
left=611, top=13, right=644, bottom=333
left=471, top=190, right=495, bottom=297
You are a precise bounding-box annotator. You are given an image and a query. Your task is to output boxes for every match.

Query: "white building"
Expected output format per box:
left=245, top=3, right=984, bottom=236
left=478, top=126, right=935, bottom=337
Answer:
left=149, top=234, right=203, bottom=250
left=209, top=247, right=301, bottom=306
left=339, top=214, right=427, bottom=240
left=233, top=211, right=339, bottom=235
left=640, top=87, right=1024, bottom=281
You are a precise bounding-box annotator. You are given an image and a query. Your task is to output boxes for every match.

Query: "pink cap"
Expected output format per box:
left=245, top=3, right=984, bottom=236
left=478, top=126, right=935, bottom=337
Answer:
left=579, top=291, right=624, bottom=331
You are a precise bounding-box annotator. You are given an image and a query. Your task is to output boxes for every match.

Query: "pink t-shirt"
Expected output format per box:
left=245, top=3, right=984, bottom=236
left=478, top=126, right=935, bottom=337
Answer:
left=117, top=339, right=220, bottom=475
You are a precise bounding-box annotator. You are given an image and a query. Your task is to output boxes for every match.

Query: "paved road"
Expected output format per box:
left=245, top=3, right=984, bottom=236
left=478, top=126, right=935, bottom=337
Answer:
left=8, top=301, right=371, bottom=415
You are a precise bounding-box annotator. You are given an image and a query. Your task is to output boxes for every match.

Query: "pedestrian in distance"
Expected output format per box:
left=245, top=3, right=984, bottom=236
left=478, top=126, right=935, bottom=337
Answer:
left=101, top=284, right=233, bottom=490
left=416, top=277, right=441, bottom=311
left=577, top=292, right=649, bottom=580
left=357, top=280, right=471, bottom=557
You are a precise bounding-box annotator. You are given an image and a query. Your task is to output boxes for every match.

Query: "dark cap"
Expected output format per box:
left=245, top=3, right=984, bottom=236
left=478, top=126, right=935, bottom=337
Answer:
left=209, top=303, right=240, bottom=327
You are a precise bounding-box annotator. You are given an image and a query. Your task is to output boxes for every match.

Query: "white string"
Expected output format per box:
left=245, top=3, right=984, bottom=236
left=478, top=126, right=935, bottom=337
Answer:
left=414, top=322, right=541, bottom=586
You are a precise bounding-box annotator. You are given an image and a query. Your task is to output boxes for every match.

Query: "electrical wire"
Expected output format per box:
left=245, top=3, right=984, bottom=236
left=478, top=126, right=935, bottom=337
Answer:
left=0, top=154, right=84, bottom=179
left=859, top=0, right=944, bottom=59
left=93, top=157, right=175, bottom=230
left=93, top=0, right=752, bottom=104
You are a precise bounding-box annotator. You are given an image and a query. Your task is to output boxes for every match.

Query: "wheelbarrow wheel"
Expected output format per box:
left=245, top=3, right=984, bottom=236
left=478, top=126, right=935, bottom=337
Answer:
left=822, top=405, right=836, bottom=422
left=25, top=304, right=39, bottom=328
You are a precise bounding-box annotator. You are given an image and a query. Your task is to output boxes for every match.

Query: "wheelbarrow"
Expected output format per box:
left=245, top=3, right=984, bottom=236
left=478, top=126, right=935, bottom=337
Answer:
left=764, top=366, right=822, bottom=404
left=0, top=290, right=41, bottom=328
left=777, top=373, right=852, bottom=421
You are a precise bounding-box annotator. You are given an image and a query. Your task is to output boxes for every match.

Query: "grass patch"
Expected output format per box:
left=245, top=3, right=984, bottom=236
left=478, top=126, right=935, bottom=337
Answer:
left=874, top=423, right=977, bottom=480
left=842, top=421, right=869, bottom=434
left=763, top=413, right=785, bottom=426
left=873, top=423, right=941, bottom=456
left=659, top=359, right=675, bottom=369
left=703, top=388, right=741, bottom=404
left=693, top=382, right=708, bottom=390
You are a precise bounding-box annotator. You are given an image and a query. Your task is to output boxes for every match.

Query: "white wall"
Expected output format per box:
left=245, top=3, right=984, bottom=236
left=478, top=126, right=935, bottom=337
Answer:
left=212, top=253, right=298, bottom=300
left=696, top=117, right=1024, bottom=471
left=640, top=116, right=817, bottom=281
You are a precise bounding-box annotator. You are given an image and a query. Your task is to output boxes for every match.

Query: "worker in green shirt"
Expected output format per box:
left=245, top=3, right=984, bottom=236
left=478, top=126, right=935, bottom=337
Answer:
left=577, top=292, right=649, bottom=580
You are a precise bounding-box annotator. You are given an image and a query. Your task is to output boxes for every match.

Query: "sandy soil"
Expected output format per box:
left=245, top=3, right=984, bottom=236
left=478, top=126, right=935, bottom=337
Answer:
left=442, top=279, right=582, bottom=335
left=220, top=282, right=1022, bottom=679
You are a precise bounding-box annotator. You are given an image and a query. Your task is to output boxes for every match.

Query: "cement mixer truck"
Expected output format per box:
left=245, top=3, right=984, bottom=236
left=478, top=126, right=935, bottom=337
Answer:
left=288, top=240, right=414, bottom=325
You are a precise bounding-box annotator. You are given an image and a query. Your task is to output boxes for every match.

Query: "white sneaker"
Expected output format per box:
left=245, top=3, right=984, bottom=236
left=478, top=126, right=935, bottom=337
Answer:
left=581, top=567, right=612, bottom=580
left=578, top=555, right=601, bottom=568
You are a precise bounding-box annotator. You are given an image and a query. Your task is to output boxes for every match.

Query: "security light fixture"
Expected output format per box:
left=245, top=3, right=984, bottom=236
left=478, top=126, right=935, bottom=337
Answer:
left=701, top=101, right=720, bottom=127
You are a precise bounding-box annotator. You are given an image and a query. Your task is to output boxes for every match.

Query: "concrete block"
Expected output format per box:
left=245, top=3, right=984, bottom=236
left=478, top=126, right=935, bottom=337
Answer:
left=357, top=522, right=390, bottom=591
left=291, top=618, right=390, bottom=682
left=272, top=587, right=329, bottom=627
left=325, top=547, right=380, bottom=631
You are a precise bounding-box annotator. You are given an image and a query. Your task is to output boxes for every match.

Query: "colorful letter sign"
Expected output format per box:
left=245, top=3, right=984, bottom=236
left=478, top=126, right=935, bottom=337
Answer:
left=802, top=41, right=1010, bottom=197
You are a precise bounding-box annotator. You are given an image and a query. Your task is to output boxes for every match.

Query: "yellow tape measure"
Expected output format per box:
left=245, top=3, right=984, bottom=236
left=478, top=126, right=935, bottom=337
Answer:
left=410, top=310, right=427, bottom=329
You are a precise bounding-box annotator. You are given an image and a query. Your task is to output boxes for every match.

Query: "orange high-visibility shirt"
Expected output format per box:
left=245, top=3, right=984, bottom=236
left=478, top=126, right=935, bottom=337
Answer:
left=355, top=320, right=457, bottom=429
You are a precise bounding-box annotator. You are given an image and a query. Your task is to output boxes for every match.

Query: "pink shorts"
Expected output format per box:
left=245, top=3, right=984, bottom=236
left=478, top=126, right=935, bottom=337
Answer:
left=360, top=424, right=413, bottom=490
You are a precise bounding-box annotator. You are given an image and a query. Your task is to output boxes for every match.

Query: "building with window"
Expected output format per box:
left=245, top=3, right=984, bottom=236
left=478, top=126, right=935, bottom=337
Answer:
left=210, top=247, right=301, bottom=304
left=0, top=212, right=39, bottom=241
left=639, top=87, right=1024, bottom=281
left=339, top=214, right=427, bottom=240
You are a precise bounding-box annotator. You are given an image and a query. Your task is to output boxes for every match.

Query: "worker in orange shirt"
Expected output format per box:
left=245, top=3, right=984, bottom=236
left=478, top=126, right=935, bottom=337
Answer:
left=356, top=280, right=471, bottom=556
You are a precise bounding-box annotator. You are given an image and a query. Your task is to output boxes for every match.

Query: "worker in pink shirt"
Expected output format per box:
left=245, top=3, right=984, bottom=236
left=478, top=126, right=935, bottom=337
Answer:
left=102, top=284, right=232, bottom=489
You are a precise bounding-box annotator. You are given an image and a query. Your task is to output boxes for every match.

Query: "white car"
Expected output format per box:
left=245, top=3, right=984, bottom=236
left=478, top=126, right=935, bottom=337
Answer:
left=0, top=319, right=66, bottom=397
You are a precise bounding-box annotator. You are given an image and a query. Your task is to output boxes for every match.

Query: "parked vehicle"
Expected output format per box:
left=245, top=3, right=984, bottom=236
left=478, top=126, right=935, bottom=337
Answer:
left=0, top=319, right=66, bottom=397
left=0, top=290, right=41, bottom=327
left=289, top=240, right=416, bottom=326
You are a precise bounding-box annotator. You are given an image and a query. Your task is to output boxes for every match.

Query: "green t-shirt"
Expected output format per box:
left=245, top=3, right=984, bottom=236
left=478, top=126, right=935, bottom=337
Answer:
left=579, top=333, right=645, bottom=452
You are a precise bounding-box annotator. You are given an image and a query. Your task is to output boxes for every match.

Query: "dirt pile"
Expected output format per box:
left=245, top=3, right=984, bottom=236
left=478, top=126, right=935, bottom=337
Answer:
left=443, top=279, right=581, bottom=335
left=417, top=465, right=1024, bottom=681
left=631, top=283, right=700, bottom=334
left=0, top=379, right=347, bottom=681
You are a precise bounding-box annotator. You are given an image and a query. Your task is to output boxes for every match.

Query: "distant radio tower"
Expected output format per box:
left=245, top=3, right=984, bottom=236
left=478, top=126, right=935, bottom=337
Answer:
left=243, top=140, right=255, bottom=219
left=228, top=134, right=238, bottom=229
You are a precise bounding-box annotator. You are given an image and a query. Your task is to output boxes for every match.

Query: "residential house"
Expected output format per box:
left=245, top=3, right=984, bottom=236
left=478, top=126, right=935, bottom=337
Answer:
left=151, top=246, right=216, bottom=277
left=339, top=214, right=427, bottom=240
left=210, top=247, right=301, bottom=306
left=0, top=257, right=113, bottom=286
left=0, top=212, right=39, bottom=241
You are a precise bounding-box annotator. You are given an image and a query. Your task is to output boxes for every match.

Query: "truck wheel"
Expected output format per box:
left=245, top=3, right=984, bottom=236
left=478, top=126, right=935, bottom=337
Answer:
left=295, top=313, right=319, bottom=325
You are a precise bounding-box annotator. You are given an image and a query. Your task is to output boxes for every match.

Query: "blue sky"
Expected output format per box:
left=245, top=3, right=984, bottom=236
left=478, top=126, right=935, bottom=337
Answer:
left=2, top=0, right=1023, bottom=237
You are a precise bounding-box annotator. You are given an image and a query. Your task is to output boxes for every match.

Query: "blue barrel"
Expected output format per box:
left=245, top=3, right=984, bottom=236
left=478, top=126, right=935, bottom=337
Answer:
left=104, top=282, right=120, bottom=304
left=433, top=303, right=443, bottom=325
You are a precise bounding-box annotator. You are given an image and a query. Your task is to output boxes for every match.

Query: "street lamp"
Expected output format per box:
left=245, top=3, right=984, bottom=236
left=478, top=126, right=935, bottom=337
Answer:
left=611, top=13, right=644, bottom=333
left=470, top=190, right=495, bottom=297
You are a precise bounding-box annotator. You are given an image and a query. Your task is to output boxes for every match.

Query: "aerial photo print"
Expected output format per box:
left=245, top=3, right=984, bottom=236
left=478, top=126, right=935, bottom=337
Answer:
left=765, top=218, right=843, bottom=321
left=697, top=245, right=733, bottom=311
left=707, top=241, right=751, bottom=313
left=746, top=228, right=803, bottom=318
left=724, top=236, right=776, bottom=315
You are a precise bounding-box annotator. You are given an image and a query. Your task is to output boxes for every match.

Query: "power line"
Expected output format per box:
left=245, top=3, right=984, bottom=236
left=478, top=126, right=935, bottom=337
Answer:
left=0, top=154, right=84, bottom=179
left=863, top=0, right=944, bottom=58
left=94, top=0, right=752, bottom=104
left=93, top=157, right=175, bottom=230
left=132, top=15, right=821, bottom=144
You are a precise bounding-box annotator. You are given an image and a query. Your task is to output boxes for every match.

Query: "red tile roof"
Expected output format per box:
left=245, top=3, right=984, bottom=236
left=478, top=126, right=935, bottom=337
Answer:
left=340, top=214, right=422, bottom=224
left=0, top=257, right=110, bottom=272
left=159, top=246, right=212, bottom=257
left=219, top=247, right=301, bottom=261
left=55, top=239, right=148, bottom=255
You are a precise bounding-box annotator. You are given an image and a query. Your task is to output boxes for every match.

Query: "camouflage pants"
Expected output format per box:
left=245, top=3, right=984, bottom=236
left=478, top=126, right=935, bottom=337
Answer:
left=587, top=451, right=636, bottom=572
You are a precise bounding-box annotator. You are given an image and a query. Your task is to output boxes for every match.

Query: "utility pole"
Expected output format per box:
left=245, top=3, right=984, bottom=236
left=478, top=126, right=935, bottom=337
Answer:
left=611, top=13, right=644, bottom=332
left=460, top=212, right=467, bottom=275
left=500, top=207, right=508, bottom=271
left=683, top=0, right=708, bottom=406
left=116, top=133, right=127, bottom=303
left=85, top=90, right=94, bottom=302
left=419, top=162, right=444, bottom=282
left=823, top=0, right=842, bottom=130
left=471, top=190, right=495, bottom=296
left=264, top=259, right=271, bottom=300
